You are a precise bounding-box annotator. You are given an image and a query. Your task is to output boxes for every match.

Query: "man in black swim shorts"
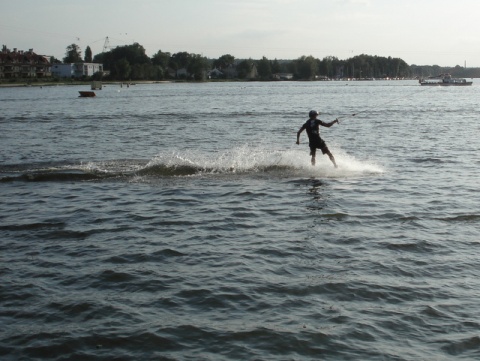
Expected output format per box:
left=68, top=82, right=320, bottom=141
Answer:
left=296, top=110, right=339, bottom=167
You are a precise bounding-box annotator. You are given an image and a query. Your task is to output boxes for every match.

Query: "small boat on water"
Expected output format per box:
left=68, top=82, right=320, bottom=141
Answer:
left=78, top=91, right=96, bottom=97
left=419, top=73, right=472, bottom=86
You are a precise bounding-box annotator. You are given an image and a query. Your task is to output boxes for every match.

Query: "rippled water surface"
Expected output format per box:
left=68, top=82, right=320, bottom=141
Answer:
left=1, top=81, right=480, bottom=360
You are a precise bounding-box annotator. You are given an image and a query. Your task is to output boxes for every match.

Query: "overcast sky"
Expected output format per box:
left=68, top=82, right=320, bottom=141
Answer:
left=2, top=0, right=479, bottom=67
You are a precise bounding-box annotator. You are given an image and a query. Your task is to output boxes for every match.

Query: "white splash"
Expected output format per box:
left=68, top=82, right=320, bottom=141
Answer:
left=147, top=144, right=385, bottom=178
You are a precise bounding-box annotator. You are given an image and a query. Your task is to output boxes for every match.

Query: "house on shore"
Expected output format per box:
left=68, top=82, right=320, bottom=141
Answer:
left=0, top=46, right=51, bottom=79
left=52, top=63, right=103, bottom=78
left=208, top=68, right=224, bottom=79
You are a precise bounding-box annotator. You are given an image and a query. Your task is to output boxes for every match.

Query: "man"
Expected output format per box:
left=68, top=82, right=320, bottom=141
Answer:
left=296, top=110, right=339, bottom=167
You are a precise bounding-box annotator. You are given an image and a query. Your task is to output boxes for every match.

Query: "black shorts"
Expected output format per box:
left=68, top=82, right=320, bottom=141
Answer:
left=309, top=140, right=329, bottom=156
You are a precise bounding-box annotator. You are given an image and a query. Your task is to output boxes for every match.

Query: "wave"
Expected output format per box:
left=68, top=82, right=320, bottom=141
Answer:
left=436, top=214, right=480, bottom=223
left=0, top=146, right=384, bottom=183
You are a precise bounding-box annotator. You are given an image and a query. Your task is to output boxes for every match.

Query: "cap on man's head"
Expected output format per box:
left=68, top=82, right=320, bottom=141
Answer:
left=309, top=110, right=319, bottom=117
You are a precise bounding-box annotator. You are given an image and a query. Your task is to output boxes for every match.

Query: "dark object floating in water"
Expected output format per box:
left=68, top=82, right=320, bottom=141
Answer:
left=79, top=91, right=96, bottom=97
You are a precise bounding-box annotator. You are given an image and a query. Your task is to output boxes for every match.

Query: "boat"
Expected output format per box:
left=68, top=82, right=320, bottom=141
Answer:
left=419, top=74, right=472, bottom=86
left=78, top=91, right=96, bottom=97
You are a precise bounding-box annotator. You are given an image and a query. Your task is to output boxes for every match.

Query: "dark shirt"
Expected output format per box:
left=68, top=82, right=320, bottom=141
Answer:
left=301, top=118, right=327, bottom=147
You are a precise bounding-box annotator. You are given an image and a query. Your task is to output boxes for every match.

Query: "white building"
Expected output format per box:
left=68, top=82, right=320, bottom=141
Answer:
left=52, top=63, right=103, bottom=78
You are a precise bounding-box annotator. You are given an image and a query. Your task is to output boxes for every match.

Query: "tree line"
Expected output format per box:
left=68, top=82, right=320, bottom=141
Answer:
left=59, top=43, right=480, bottom=81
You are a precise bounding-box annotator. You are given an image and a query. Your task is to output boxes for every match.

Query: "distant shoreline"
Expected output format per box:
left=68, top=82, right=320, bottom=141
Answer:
left=0, top=81, right=173, bottom=88
left=1, top=77, right=477, bottom=88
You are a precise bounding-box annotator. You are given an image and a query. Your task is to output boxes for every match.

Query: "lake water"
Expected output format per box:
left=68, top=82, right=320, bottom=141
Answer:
left=1, top=80, right=479, bottom=360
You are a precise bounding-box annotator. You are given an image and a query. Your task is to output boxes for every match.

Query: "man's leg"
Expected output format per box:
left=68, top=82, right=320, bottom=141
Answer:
left=327, top=151, right=337, bottom=168
left=320, top=142, right=337, bottom=168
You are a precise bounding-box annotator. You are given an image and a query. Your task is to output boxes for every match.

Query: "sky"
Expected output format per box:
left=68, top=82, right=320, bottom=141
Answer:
left=2, top=0, right=480, bottom=67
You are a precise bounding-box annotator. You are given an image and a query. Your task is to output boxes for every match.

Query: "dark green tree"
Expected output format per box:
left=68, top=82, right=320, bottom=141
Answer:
left=113, top=43, right=150, bottom=65
left=236, top=59, right=255, bottom=79
left=151, top=50, right=171, bottom=69
left=50, top=56, right=62, bottom=64
left=318, top=56, right=341, bottom=78
left=257, top=56, right=272, bottom=80
left=84, top=46, right=93, bottom=62
left=343, top=54, right=412, bottom=79
left=170, top=52, right=190, bottom=72
left=115, top=58, right=131, bottom=80
left=151, top=50, right=171, bottom=79
left=150, top=66, right=165, bottom=80
left=92, top=52, right=105, bottom=64
left=271, top=59, right=282, bottom=74
left=213, top=54, right=235, bottom=70
left=93, top=43, right=151, bottom=80
left=295, top=56, right=317, bottom=80
left=63, top=43, right=82, bottom=63
left=188, top=54, right=210, bottom=80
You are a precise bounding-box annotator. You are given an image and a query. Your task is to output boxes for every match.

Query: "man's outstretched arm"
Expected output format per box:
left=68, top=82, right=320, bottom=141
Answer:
left=320, top=119, right=339, bottom=128
left=296, top=127, right=304, bottom=144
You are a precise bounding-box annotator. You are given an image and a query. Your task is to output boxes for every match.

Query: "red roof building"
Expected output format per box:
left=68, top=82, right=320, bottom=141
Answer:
left=0, top=46, right=51, bottom=79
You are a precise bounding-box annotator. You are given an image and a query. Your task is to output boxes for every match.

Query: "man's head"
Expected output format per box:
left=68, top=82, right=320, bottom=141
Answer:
left=309, top=110, right=319, bottom=118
